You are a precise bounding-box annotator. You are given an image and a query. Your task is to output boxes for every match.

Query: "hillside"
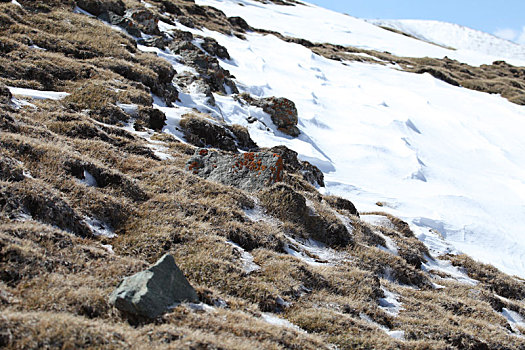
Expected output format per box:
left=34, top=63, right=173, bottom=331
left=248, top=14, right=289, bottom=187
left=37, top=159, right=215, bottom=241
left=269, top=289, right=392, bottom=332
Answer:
left=368, top=19, right=525, bottom=63
left=1, top=0, right=525, bottom=349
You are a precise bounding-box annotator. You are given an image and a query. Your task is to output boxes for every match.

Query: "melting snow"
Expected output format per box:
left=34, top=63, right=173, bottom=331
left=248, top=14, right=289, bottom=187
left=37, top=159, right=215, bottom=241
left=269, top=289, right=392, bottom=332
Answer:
left=79, top=170, right=98, bottom=187
left=85, top=217, right=116, bottom=238
left=261, top=313, right=305, bottom=332
left=226, top=241, right=261, bottom=274
left=163, top=13, right=525, bottom=279
left=8, top=86, right=69, bottom=100
left=502, top=308, right=525, bottom=335
left=359, top=313, right=405, bottom=340
left=421, top=255, right=478, bottom=286
left=284, top=235, right=348, bottom=266
left=378, top=287, right=403, bottom=316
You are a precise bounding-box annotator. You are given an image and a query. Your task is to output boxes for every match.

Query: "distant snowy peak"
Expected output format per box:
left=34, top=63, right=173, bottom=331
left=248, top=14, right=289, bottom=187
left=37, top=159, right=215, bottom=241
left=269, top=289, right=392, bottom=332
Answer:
left=368, top=19, right=525, bottom=62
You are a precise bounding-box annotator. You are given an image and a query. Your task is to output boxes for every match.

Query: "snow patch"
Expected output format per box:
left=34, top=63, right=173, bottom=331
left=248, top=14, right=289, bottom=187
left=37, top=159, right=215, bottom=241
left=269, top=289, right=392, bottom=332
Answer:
left=226, top=241, right=261, bottom=274
left=85, top=218, right=116, bottom=238
left=502, top=308, right=525, bottom=335
left=8, top=87, right=69, bottom=100
left=79, top=170, right=98, bottom=187
left=284, top=235, right=348, bottom=266
left=359, top=313, right=405, bottom=340
left=378, top=287, right=403, bottom=316
left=261, top=313, right=305, bottom=332
left=422, top=255, right=478, bottom=286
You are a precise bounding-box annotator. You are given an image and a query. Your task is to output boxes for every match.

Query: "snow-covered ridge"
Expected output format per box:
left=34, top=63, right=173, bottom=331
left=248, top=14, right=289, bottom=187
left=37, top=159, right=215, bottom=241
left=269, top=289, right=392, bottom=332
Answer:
left=368, top=19, right=525, bottom=63
left=195, top=0, right=525, bottom=66
left=153, top=3, right=525, bottom=279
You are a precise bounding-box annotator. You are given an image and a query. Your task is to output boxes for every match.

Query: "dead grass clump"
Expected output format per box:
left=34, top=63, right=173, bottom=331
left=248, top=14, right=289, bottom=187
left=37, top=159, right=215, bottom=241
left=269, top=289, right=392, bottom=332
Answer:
left=353, top=246, right=431, bottom=288
left=444, top=254, right=525, bottom=300
left=63, top=82, right=118, bottom=110
left=0, top=179, right=92, bottom=237
left=259, top=183, right=352, bottom=247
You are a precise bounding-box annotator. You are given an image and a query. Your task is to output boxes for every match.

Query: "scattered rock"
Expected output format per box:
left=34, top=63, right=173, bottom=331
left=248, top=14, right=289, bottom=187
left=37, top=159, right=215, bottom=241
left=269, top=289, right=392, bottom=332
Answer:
left=137, top=107, right=166, bottom=131
left=186, top=149, right=285, bottom=191
left=200, top=37, right=230, bottom=60
left=168, top=31, right=238, bottom=96
left=77, top=0, right=125, bottom=16
left=180, top=114, right=258, bottom=152
left=324, top=195, right=359, bottom=216
left=109, top=254, right=198, bottom=321
left=241, top=95, right=300, bottom=136
left=260, top=183, right=352, bottom=246
left=270, top=146, right=324, bottom=187
left=0, top=84, right=12, bottom=105
left=124, top=8, right=160, bottom=36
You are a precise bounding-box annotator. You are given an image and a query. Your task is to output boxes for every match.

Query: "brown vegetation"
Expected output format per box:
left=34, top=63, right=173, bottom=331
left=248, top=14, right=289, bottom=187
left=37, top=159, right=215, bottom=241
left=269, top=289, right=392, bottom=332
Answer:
left=1, top=1, right=525, bottom=349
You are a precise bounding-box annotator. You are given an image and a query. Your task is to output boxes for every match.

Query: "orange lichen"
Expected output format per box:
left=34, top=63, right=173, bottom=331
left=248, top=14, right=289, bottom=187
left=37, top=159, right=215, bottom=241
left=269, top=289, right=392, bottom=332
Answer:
left=199, top=149, right=209, bottom=156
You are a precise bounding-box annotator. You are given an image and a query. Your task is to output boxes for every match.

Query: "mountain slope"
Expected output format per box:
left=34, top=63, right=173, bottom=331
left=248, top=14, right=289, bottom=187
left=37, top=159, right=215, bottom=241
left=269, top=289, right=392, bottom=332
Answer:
left=2, top=0, right=525, bottom=349
left=368, top=19, right=525, bottom=62
left=194, top=0, right=525, bottom=280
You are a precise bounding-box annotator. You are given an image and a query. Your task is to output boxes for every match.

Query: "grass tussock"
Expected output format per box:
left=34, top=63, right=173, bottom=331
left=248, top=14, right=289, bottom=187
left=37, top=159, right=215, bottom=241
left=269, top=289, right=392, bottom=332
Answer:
left=1, top=1, right=525, bottom=349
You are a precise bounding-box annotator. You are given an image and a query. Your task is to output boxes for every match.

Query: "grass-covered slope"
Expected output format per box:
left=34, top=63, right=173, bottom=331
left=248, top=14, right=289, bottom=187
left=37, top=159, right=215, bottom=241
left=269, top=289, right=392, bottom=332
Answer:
left=1, top=1, right=525, bottom=349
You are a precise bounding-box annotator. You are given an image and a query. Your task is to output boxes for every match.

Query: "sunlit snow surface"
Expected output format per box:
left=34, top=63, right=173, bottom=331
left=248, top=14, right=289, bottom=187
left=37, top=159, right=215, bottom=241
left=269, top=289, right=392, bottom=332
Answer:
left=368, top=19, right=525, bottom=63
left=136, top=1, right=525, bottom=279
left=196, top=0, right=525, bottom=67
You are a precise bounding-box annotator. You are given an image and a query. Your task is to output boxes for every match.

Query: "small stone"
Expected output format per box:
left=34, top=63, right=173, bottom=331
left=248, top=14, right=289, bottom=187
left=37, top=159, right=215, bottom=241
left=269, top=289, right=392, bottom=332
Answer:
left=109, top=254, right=198, bottom=320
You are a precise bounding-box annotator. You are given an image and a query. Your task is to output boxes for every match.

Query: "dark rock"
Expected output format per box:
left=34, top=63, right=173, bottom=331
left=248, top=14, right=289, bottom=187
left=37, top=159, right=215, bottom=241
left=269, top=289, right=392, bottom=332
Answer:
left=137, top=35, right=171, bottom=50
left=0, top=84, right=12, bottom=105
left=77, top=0, right=125, bottom=16
left=324, top=195, right=358, bottom=216
left=270, top=145, right=324, bottom=187
left=109, top=254, right=198, bottom=321
left=200, top=37, right=230, bottom=60
left=186, top=149, right=285, bottom=191
left=124, top=8, right=160, bottom=36
left=260, top=183, right=352, bottom=247
left=228, top=16, right=251, bottom=31
left=158, top=0, right=182, bottom=15
left=261, top=97, right=300, bottom=136
left=241, top=96, right=300, bottom=136
left=180, top=116, right=237, bottom=152
left=229, top=124, right=259, bottom=151
left=138, top=107, right=166, bottom=131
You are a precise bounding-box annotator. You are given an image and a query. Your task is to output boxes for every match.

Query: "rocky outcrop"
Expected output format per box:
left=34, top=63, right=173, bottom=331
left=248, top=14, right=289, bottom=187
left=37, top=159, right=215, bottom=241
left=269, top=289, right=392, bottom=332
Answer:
left=240, top=95, right=300, bottom=136
left=109, top=254, right=198, bottom=321
left=179, top=115, right=258, bottom=152
left=260, top=184, right=353, bottom=247
left=187, top=149, right=285, bottom=191
left=168, top=30, right=238, bottom=100
left=186, top=146, right=324, bottom=190
left=270, top=146, right=324, bottom=187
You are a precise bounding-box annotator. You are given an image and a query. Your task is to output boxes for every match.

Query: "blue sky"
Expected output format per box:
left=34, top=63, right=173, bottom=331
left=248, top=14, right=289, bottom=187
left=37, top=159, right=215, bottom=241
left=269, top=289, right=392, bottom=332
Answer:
left=307, top=0, right=525, bottom=44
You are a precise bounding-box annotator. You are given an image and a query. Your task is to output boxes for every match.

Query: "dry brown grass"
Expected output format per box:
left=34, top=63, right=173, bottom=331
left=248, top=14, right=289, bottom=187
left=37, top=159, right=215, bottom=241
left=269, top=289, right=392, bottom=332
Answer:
left=1, top=1, right=525, bottom=349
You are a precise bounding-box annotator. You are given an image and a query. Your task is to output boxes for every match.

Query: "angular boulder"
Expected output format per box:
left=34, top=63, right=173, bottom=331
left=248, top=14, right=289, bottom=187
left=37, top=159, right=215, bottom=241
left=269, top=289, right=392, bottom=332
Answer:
left=109, top=254, right=198, bottom=320
left=261, top=97, right=300, bottom=136
left=187, top=149, right=285, bottom=191
left=240, top=95, right=300, bottom=136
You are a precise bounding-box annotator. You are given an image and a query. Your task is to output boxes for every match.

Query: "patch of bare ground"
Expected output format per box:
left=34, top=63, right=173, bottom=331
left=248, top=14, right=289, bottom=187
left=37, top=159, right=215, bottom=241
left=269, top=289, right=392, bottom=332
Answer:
left=1, top=1, right=525, bottom=349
